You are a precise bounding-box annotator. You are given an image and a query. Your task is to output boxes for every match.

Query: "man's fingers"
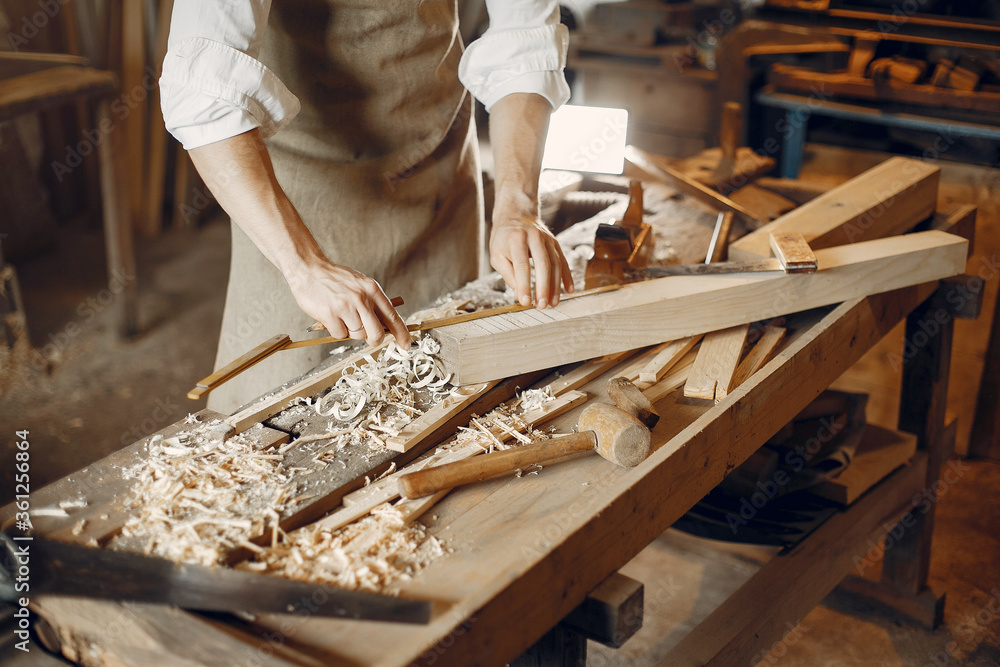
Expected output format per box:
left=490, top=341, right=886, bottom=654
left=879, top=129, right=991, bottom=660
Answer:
left=547, top=243, right=564, bottom=307
left=559, top=248, right=575, bottom=295
left=375, top=293, right=412, bottom=348
left=326, top=319, right=351, bottom=340
left=358, top=306, right=385, bottom=347
left=509, top=240, right=532, bottom=306
left=528, top=233, right=552, bottom=308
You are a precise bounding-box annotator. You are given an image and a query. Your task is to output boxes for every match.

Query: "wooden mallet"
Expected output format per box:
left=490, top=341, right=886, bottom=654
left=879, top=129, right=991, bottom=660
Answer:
left=397, top=401, right=651, bottom=499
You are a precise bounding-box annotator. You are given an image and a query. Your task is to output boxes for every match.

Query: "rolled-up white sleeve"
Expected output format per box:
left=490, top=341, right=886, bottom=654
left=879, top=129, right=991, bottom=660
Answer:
left=458, top=0, right=571, bottom=112
left=159, top=0, right=300, bottom=150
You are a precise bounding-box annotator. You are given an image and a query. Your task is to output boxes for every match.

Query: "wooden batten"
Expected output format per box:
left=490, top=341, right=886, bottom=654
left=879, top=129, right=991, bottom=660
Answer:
left=433, top=231, right=967, bottom=384
left=728, top=157, right=939, bottom=261
left=684, top=325, right=749, bottom=402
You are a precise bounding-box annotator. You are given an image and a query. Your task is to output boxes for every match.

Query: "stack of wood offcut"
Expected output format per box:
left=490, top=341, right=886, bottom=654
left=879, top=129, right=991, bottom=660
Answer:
left=769, top=39, right=1000, bottom=115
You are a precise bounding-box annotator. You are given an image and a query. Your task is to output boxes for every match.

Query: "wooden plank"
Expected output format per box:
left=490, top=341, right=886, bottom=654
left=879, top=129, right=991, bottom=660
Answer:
left=31, top=598, right=309, bottom=667
left=769, top=232, right=818, bottom=272
left=624, top=145, right=764, bottom=229
left=637, top=336, right=700, bottom=386
left=672, top=146, right=775, bottom=194
left=386, top=380, right=501, bottom=453
left=433, top=231, right=967, bottom=384
left=811, top=424, right=918, bottom=505
left=769, top=63, right=1000, bottom=114
left=684, top=325, right=749, bottom=401
left=0, top=67, right=116, bottom=122
left=728, top=184, right=797, bottom=223
left=755, top=177, right=828, bottom=205
left=643, top=352, right=697, bottom=404
left=0, top=52, right=88, bottom=79
left=729, top=325, right=786, bottom=389
left=728, top=157, right=939, bottom=261
left=663, top=454, right=928, bottom=666
left=224, top=342, right=388, bottom=434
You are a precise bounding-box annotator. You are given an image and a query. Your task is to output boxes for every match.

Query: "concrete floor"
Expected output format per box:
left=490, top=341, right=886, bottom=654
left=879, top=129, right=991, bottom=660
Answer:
left=1, top=145, right=999, bottom=665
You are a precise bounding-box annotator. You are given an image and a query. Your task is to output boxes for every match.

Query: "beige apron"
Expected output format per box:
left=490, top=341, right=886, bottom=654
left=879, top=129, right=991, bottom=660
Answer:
left=208, top=0, right=484, bottom=414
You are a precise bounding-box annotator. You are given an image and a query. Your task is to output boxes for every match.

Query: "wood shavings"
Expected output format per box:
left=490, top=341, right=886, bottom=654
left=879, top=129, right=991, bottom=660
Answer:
left=304, top=335, right=455, bottom=456
left=183, top=413, right=201, bottom=425
left=117, top=419, right=295, bottom=566
left=517, top=386, right=555, bottom=414
left=58, top=499, right=87, bottom=510
left=238, top=503, right=444, bottom=595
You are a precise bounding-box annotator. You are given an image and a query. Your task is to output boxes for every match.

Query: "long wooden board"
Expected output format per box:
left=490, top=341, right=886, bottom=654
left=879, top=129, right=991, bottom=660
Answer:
left=728, top=157, right=939, bottom=261
left=769, top=63, right=1000, bottom=115
left=433, top=231, right=967, bottom=384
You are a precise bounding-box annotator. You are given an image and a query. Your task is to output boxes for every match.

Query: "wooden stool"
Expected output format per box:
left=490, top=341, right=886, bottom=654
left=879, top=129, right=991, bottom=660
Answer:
left=0, top=53, right=138, bottom=337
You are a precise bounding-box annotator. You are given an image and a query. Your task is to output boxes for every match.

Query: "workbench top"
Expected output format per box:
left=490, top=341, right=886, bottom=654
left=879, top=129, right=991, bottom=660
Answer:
left=4, top=280, right=939, bottom=666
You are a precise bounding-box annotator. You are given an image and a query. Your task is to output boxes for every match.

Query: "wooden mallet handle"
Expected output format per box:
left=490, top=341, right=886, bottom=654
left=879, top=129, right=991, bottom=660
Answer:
left=397, top=432, right=597, bottom=499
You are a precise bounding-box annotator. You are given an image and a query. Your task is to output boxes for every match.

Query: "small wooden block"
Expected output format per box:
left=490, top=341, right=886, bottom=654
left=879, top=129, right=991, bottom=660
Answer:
left=637, top=336, right=700, bottom=386
left=730, top=325, right=785, bottom=389
left=561, top=571, right=644, bottom=649
left=811, top=425, right=917, bottom=506
left=769, top=232, right=817, bottom=273
left=684, top=325, right=749, bottom=402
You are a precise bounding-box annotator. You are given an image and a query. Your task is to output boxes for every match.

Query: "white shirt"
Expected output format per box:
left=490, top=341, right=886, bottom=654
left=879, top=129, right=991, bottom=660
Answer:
left=160, top=0, right=571, bottom=150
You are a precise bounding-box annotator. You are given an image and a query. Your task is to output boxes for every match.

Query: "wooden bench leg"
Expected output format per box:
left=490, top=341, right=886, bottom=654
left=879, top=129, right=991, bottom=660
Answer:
left=866, top=285, right=957, bottom=628
left=95, top=98, right=139, bottom=338
left=970, top=281, right=1000, bottom=461
left=512, top=572, right=644, bottom=666
left=511, top=625, right=587, bottom=667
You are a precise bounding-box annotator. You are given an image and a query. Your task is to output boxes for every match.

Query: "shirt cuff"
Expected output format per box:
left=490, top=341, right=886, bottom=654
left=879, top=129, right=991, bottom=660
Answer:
left=160, top=37, right=300, bottom=150
left=459, top=23, right=570, bottom=113
left=478, top=70, right=570, bottom=112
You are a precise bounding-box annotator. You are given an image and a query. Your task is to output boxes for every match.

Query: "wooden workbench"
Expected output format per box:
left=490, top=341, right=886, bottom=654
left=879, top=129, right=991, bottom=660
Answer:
left=5, top=274, right=960, bottom=666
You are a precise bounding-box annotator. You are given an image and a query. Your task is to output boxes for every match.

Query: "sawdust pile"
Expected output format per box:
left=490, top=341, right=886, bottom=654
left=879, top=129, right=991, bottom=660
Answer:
left=239, top=387, right=559, bottom=592
left=116, top=418, right=295, bottom=565
left=239, top=504, right=443, bottom=594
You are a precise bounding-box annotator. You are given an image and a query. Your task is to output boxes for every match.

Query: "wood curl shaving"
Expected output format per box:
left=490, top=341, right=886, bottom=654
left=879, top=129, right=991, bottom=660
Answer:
left=305, top=335, right=454, bottom=453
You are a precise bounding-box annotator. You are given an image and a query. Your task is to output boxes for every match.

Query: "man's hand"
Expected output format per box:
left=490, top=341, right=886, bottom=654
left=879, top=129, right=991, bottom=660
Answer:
left=188, top=129, right=410, bottom=348
left=491, top=215, right=573, bottom=308
left=488, top=93, right=574, bottom=308
left=286, top=259, right=410, bottom=348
